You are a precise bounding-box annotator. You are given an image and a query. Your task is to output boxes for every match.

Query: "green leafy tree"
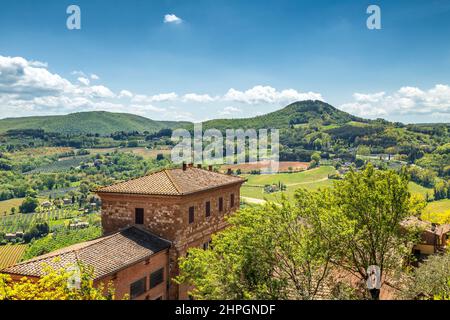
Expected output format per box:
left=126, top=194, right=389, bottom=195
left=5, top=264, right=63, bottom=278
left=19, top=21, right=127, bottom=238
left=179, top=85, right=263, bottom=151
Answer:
left=301, top=164, right=417, bottom=298
left=0, top=262, right=116, bottom=300
left=400, top=253, right=450, bottom=300
left=177, top=198, right=346, bottom=300
left=19, top=196, right=39, bottom=213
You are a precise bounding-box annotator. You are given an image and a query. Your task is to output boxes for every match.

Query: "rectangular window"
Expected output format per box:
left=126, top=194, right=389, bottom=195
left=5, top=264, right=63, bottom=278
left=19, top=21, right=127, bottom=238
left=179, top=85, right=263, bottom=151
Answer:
left=189, top=206, right=195, bottom=224
left=150, top=268, right=164, bottom=289
left=219, top=197, right=223, bottom=212
left=135, top=208, right=144, bottom=225
left=231, top=194, right=235, bottom=207
left=130, top=277, right=146, bottom=299
left=205, top=201, right=211, bottom=217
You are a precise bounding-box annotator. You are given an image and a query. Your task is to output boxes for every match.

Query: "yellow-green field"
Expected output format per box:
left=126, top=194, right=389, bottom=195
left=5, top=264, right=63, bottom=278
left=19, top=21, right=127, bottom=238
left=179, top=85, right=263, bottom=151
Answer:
left=0, top=244, right=27, bottom=269
left=240, top=167, right=444, bottom=206
left=241, top=166, right=336, bottom=202
left=5, top=147, right=72, bottom=161
left=408, top=182, right=433, bottom=199
left=0, top=198, right=25, bottom=215
left=422, top=199, right=450, bottom=224
left=0, top=197, right=46, bottom=216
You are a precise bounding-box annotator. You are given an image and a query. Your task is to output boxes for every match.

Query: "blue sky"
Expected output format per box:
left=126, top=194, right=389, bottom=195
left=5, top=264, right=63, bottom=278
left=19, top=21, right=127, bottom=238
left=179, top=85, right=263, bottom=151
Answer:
left=1, top=0, right=450, bottom=123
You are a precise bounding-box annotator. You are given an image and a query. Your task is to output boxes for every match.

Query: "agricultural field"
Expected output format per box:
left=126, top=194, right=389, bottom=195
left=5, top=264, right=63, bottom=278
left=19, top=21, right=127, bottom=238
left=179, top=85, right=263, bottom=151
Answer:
left=87, top=147, right=171, bottom=159
left=0, top=207, right=100, bottom=234
left=421, top=199, right=450, bottom=224
left=240, top=166, right=444, bottom=206
left=26, top=155, right=91, bottom=173
left=0, top=198, right=26, bottom=215
left=5, top=147, right=73, bottom=161
left=240, top=166, right=336, bottom=203
left=408, top=182, right=434, bottom=200
left=0, top=244, right=27, bottom=269
left=221, top=161, right=310, bottom=174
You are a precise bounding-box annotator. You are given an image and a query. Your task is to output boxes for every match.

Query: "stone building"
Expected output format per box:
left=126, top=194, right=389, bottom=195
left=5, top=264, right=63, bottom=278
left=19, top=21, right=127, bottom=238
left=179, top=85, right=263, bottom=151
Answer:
left=2, top=164, right=245, bottom=300
left=96, top=164, right=245, bottom=299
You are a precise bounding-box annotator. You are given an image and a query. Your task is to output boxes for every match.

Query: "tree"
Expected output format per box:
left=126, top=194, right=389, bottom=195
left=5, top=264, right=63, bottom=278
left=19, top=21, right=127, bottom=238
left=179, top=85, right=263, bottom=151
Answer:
left=156, top=153, right=165, bottom=161
left=0, top=262, right=115, bottom=300
left=301, top=164, right=417, bottom=298
left=357, top=145, right=371, bottom=157
left=19, top=197, right=39, bottom=213
left=400, top=253, right=450, bottom=300
left=176, top=198, right=349, bottom=300
left=311, top=152, right=321, bottom=164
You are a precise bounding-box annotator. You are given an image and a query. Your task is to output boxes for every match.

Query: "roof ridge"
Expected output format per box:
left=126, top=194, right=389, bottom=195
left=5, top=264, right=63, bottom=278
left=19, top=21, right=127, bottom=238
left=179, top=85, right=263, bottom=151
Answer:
left=9, top=234, right=112, bottom=268
left=95, top=167, right=168, bottom=192
left=164, top=169, right=183, bottom=195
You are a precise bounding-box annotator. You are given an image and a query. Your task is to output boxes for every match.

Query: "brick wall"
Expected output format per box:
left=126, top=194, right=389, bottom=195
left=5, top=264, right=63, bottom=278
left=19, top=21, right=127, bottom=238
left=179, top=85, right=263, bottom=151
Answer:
left=97, top=249, right=169, bottom=300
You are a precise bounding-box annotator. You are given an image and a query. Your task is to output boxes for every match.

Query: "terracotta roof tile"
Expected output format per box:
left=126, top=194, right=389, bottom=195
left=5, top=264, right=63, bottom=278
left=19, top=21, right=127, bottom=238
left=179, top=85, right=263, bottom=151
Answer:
left=1, top=226, right=171, bottom=279
left=96, top=167, right=245, bottom=196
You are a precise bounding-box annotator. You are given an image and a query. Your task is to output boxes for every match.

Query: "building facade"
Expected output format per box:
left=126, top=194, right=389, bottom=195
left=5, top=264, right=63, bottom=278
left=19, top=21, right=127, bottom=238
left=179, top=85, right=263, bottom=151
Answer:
left=97, top=164, right=245, bottom=299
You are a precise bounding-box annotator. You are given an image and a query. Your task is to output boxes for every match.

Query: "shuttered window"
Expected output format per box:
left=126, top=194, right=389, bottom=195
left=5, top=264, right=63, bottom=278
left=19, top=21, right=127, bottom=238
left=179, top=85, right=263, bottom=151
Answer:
left=130, top=277, right=146, bottom=299
left=135, top=208, right=144, bottom=224
left=150, top=268, right=164, bottom=289
left=205, top=201, right=211, bottom=217
left=189, top=206, right=195, bottom=224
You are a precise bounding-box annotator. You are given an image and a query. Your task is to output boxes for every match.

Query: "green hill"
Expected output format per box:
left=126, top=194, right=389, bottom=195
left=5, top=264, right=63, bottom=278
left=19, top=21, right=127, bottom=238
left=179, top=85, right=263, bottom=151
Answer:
left=203, top=100, right=366, bottom=130
left=0, top=111, right=190, bottom=135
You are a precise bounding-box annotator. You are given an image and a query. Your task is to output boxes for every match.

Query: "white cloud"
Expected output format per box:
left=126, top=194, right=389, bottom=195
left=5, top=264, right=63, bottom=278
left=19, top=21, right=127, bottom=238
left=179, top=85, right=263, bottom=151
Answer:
left=118, top=90, right=133, bottom=98
left=219, top=106, right=243, bottom=116
left=131, top=92, right=178, bottom=103
left=182, top=93, right=216, bottom=103
left=77, top=77, right=90, bottom=86
left=223, top=85, right=324, bottom=105
left=340, top=85, right=450, bottom=118
left=71, top=70, right=85, bottom=77
left=164, top=14, right=182, bottom=24
left=90, top=74, right=99, bottom=80
left=130, top=104, right=167, bottom=113
left=150, top=92, right=178, bottom=102
left=86, top=85, right=115, bottom=98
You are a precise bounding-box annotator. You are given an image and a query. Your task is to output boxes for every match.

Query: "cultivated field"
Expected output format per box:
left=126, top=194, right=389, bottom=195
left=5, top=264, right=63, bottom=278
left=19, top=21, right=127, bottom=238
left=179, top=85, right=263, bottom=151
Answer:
left=87, top=147, right=171, bottom=159
left=0, top=207, right=100, bottom=233
left=408, top=182, right=434, bottom=199
left=422, top=199, right=450, bottom=224
left=0, top=244, right=27, bottom=269
left=0, top=198, right=25, bottom=215
left=240, top=166, right=336, bottom=203
left=240, top=166, right=446, bottom=208
left=221, top=161, right=309, bottom=173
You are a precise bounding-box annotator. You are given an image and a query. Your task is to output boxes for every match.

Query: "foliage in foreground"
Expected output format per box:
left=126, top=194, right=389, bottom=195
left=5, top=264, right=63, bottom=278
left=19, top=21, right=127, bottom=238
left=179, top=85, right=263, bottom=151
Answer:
left=0, top=262, right=114, bottom=300
left=401, top=253, right=450, bottom=300
left=177, top=165, right=421, bottom=300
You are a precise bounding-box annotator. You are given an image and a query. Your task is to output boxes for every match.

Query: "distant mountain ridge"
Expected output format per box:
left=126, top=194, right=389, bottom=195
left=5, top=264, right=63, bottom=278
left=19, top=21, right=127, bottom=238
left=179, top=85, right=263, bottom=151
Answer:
left=0, top=100, right=445, bottom=136
left=203, top=100, right=368, bottom=130
left=0, top=111, right=191, bottom=135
